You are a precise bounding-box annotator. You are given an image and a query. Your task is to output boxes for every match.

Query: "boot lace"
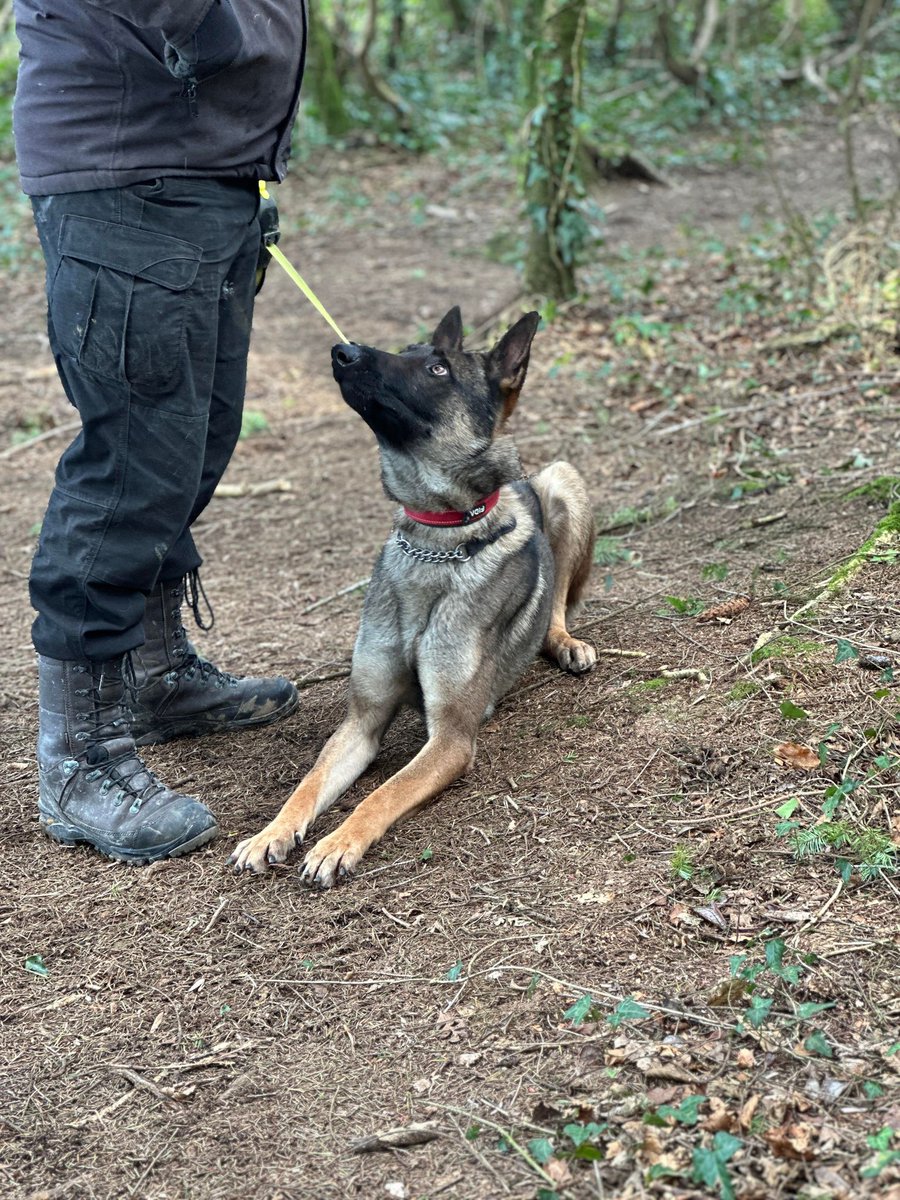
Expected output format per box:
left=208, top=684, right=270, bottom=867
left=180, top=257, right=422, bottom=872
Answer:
left=74, top=656, right=166, bottom=811
left=168, top=570, right=237, bottom=688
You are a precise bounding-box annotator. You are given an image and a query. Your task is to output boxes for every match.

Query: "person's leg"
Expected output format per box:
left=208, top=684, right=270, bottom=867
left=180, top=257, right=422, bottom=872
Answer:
left=29, top=179, right=261, bottom=859
left=29, top=179, right=256, bottom=660
left=126, top=182, right=298, bottom=743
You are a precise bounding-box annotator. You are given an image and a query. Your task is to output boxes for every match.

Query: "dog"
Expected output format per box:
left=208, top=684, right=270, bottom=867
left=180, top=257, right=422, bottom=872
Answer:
left=230, top=306, right=596, bottom=886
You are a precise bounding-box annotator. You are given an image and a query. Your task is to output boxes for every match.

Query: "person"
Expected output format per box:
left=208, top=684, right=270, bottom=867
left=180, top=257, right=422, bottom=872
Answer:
left=12, top=1, right=309, bottom=863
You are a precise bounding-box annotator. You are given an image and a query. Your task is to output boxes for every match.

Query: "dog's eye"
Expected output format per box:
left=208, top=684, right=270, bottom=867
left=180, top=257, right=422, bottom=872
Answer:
left=427, top=363, right=449, bottom=376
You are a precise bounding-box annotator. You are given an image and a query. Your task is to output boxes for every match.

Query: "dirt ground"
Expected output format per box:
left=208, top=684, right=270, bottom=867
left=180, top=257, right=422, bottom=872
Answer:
left=1, top=113, right=899, bottom=1200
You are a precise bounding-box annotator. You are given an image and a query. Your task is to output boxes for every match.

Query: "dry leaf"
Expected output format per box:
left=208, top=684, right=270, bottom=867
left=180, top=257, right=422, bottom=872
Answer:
left=702, top=1096, right=738, bottom=1133
left=708, top=978, right=750, bottom=1007
left=736, top=1048, right=756, bottom=1068
left=669, top=903, right=700, bottom=927
left=545, top=1159, right=574, bottom=1186
left=764, top=1121, right=817, bottom=1160
left=693, top=903, right=728, bottom=930
left=697, top=595, right=751, bottom=622
left=739, top=1094, right=761, bottom=1129
left=774, top=741, right=820, bottom=770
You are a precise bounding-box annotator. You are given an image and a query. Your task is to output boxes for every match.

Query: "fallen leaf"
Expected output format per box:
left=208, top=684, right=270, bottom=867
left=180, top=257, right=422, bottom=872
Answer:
left=764, top=1121, right=817, bottom=1160
left=545, top=1158, right=574, bottom=1185
left=576, top=889, right=614, bottom=905
left=669, top=903, right=700, bottom=927
left=736, top=1048, right=756, bottom=1069
left=739, top=1094, right=761, bottom=1129
left=774, top=741, right=820, bottom=770
left=708, top=979, right=750, bottom=1007
left=635, top=1057, right=698, bottom=1084
left=693, top=903, right=728, bottom=930
left=702, top=1096, right=738, bottom=1133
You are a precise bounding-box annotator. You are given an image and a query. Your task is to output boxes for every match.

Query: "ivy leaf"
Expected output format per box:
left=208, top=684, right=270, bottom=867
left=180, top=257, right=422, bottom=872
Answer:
left=745, top=995, right=773, bottom=1029
left=657, top=1094, right=707, bottom=1126
left=692, top=1132, right=743, bottom=1200
left=563, top=1121, right=606, bottom=1147
left=795, top=1001, right=836, bottom=1021
left=804, top=1028, right=834, bottom=1058
left=834, top=639, right=859, bottom=663
left=445, top=961, right=463, bottom=981
left=563, top=993, right=594, bottom=1026
left=24, top=954, right=49, bottom=977
left=527, top=1137, right=555, bottom=1165
left=606, top=996, right=651, bottom=1027
left=780, top=699, right=809, bottom=719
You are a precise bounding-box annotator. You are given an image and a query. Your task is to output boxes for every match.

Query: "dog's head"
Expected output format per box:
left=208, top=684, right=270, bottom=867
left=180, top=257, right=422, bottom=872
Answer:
left=331, top=307, right=540, bottom=508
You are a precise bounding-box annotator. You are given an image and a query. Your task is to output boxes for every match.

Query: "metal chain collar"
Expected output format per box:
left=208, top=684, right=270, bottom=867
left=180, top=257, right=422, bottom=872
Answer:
left=394, top=531, right=470, bottom=564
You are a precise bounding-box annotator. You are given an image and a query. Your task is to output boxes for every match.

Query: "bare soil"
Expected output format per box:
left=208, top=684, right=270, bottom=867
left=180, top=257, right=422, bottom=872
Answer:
left=1, top=117, right=898, bottom=1200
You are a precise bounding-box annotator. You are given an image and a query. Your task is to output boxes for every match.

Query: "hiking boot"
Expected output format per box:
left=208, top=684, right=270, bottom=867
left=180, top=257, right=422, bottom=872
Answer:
left=37, top=655, right=218, bottom=863
left=129, top=575, right=298, bottom=746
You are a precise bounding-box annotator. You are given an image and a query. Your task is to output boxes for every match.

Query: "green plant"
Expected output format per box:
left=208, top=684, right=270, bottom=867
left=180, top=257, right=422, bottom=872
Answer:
left=239, top=410, right=271, bottom=439
left=669, top=843, right=695, bottom=882
left=661, top=595, right=705, bottom=616
left=776, top=771, right=898, bottom=882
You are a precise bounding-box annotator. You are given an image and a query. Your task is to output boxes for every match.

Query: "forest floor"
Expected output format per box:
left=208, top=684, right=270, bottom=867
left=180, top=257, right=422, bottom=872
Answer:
left=1, top=111, right=899, bottom=1200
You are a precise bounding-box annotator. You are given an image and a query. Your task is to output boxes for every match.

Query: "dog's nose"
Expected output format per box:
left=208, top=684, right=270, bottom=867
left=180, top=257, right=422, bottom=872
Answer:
left=332, top=343, right=361, bottom=368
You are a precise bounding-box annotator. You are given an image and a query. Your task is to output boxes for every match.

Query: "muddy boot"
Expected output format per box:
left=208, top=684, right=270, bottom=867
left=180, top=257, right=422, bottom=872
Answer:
left=129, top=576, right=298, bottom=746
left=37, top=655, right=218, bottom=863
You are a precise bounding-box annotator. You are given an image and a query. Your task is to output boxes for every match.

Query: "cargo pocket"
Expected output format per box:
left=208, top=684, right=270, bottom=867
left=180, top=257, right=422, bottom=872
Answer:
left=51, top=214, right=202, bottom=391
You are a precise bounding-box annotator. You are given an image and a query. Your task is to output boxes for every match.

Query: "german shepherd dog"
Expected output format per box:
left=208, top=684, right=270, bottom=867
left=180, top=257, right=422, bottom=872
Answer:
left=230, top=307, right=596, bottom=886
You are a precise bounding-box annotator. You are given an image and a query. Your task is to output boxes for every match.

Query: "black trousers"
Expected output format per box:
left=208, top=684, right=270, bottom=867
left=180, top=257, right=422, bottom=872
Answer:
left=29, top=178, right=260, bottom=662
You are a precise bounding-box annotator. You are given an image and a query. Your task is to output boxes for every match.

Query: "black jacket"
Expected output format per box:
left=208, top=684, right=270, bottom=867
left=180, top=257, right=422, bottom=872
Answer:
left=13, top=0, right=307, bottom=195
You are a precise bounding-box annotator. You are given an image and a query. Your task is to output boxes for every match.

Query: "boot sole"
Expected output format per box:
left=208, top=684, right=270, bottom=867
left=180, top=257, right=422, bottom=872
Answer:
left=133, top=690, right=300, bottom=747
left=39, top=813, right=219, bottom=866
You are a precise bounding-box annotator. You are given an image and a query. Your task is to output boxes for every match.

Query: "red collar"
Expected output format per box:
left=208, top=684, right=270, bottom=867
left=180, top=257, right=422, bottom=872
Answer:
left=403, top=488, right=500, bottom=527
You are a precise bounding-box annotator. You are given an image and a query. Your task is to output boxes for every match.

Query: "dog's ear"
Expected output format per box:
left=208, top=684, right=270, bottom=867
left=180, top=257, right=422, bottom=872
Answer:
left=431, top=306, right=464, bottom=353
left=489, top=311, right=541, bottom=424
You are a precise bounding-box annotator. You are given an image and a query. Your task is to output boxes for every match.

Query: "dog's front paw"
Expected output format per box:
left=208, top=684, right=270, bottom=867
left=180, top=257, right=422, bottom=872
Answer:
left=301, top=825, right=368, bottom=889
left=550, top=631, right=597, bottom=674
left=229, top=819, right=304, bottom=874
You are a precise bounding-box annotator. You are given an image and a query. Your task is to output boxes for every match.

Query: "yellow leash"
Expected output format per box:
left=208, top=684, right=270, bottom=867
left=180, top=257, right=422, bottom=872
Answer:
left=259, top=182, right=348, bottom=343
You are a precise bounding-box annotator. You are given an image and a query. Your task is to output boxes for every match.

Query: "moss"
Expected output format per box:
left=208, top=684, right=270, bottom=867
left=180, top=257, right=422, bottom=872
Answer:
left=728, top=680, right=760, bottom=701
left=792, top=500, right=900, bottom=620
left=844, top=476, right=900, bottom=505
left=631, top=676, right=672, bottom=692
left=822, top=501, right=900, bottom=594
left=749, top=636, right=823, bottom=666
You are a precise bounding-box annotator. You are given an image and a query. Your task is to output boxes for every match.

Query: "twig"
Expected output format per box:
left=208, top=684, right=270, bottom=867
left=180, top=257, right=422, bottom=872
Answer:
left=794, top=877, right=844, bottom=938
left=0, top=420, right=81, bottom=460
left=214, top=478, right=293, bottom=498
left=296, top=668, right=351, bottom=691
left=202, top=896, right=230, bottom=934
left=108, top=1066, right=180, bottom=1104
left=301, top=577, right=370, bottom=615
left=348, top=1121, right=440, bottom=1154
left=69, top=1085, right=136, bottom=1128
left=429, top=1103, right=558, bottom=1189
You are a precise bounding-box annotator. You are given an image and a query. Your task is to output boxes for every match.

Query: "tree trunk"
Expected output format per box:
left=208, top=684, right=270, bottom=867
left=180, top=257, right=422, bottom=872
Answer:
left=306, top=3, right=352, bottom=137
left=523, top=0, right=589, bottom=301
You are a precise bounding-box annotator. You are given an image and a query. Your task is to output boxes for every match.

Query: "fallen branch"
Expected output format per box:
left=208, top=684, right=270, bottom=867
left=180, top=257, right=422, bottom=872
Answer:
left=349, top=1121, right=440, bottom=1154
left=301, top=577, right=370, bottom=615
left=0, top=420, right=81, bottom=460
left=214, top=478, right=293, bottom=498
